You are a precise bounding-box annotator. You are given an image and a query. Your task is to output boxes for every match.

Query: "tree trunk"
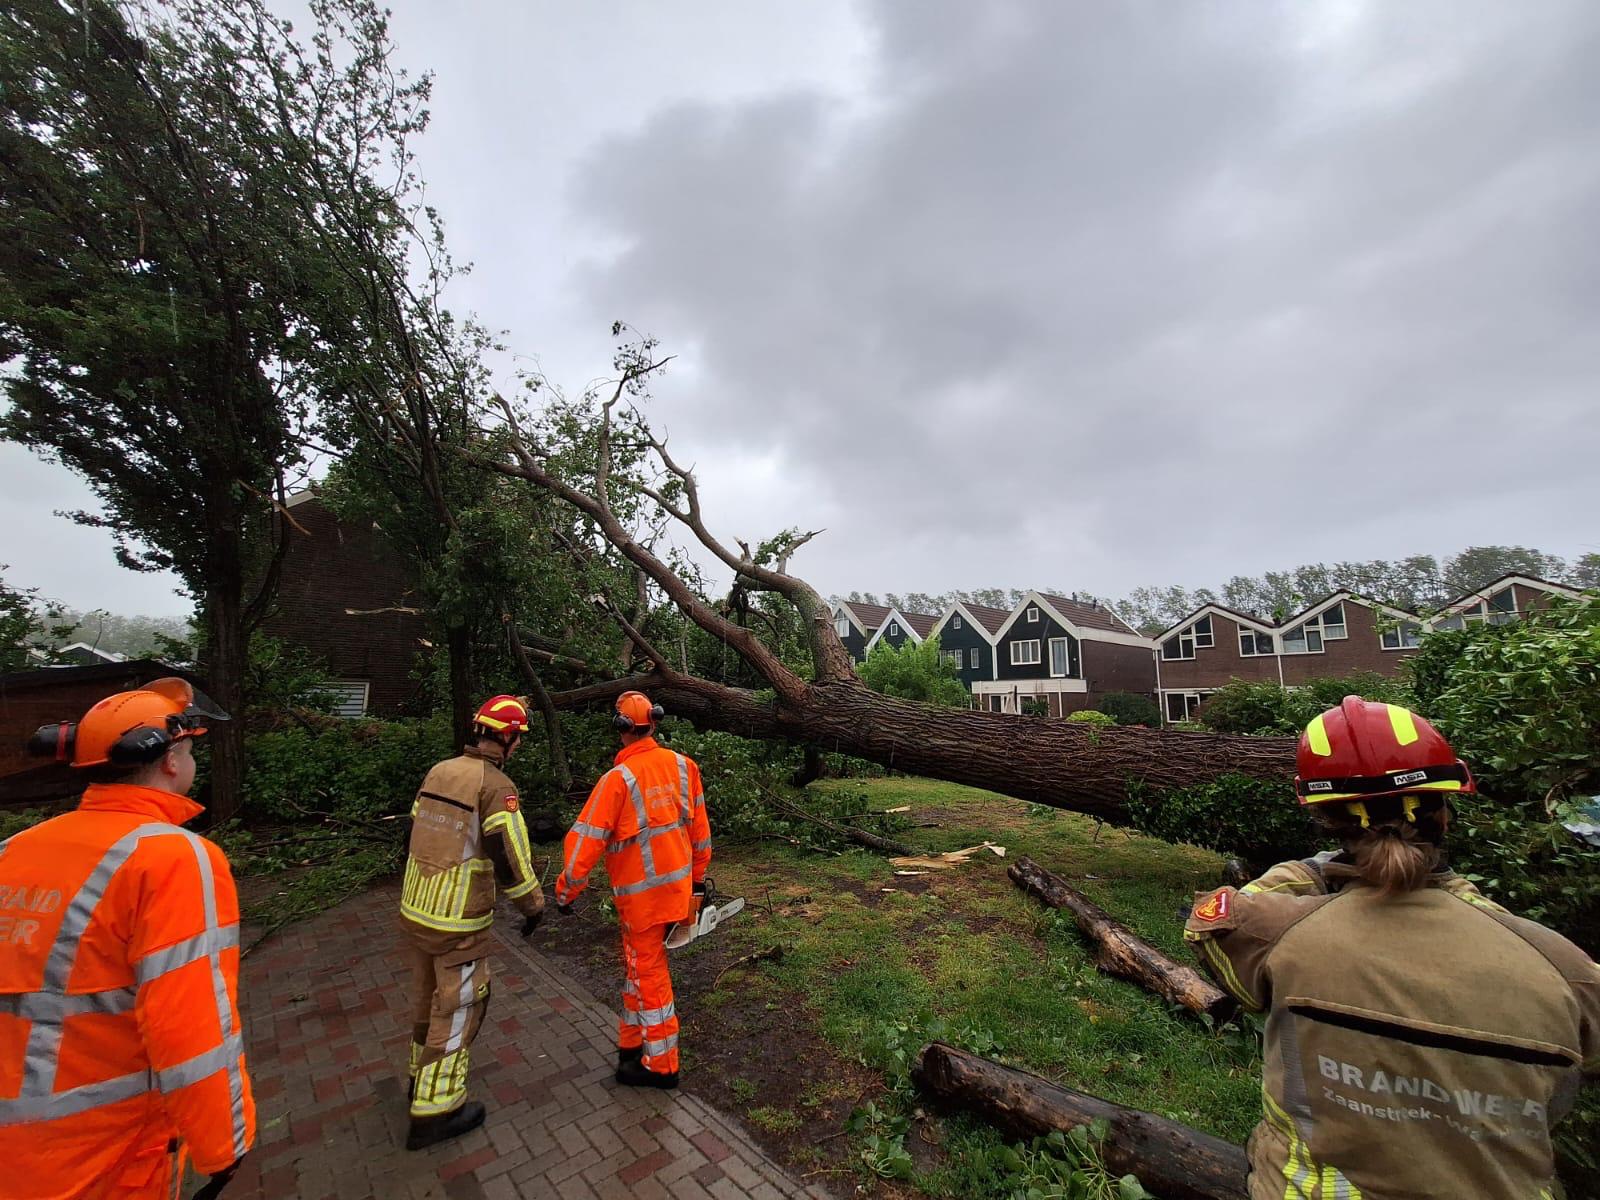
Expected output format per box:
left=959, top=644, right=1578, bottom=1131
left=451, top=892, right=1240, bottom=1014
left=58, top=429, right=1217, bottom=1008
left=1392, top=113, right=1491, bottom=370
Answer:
left=912, top=1043, right=1249, bottom=1200
left=554, top=674, right=1297, bottom=821
left=201, top=574, right=247, bottom=827
left=789, top=742, right=826, bottom=787
left=1009, top=856, right=1235, bottom=1022
left=446, top=623, right=473, bottom=748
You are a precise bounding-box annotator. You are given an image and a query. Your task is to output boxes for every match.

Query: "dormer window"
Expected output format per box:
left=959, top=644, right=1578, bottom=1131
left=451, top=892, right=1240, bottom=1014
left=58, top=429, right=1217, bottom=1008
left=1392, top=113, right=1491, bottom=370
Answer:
left=1026, top=606, right=1039, bottom=623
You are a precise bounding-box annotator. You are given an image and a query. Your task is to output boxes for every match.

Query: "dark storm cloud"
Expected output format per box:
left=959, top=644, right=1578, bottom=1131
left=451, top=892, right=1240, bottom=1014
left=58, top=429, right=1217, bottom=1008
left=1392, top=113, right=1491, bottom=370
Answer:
left=564, top=0, right=1600, bottom=597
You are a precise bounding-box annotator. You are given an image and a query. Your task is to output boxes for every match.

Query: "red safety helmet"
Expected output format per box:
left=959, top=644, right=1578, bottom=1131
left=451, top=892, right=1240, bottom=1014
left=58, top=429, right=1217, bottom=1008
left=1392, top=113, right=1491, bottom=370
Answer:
left=1295, top=697, right=1474, bottom=814
left=473, top=695, right=531, bottom=737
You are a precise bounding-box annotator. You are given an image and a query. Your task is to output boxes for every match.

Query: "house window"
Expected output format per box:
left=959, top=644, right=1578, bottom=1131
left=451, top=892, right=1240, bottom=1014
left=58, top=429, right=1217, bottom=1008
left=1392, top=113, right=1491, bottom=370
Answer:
left=1380, top=622, right=1422, bottom=650
left=989, top=695, right=1002, bottom=712
left=1238, top=628, right=1274, bottom=657
left=1010, top=639, right=1042, bottom=666
left=968, top=647, right=980, bottom=668
left=834, top=617, right=850, bottom=638
left=1026, top=606, right=1040, bottom=623
left=1282, top=603, right=1347, bottom=655
left=1434, top=615, right=1465, bottom=632
left=1192, top=615, right=1214, bottom=648
left=326, top=680, right=370, bottom=719
left=942, top=650, right=963, bottom=669
left=952, top=615, right=963, bottom=630
left=1482, top=588, right=1517, bottom=625
left=889, top=622, right=900, bottom=636
left=1164, top=692, right=1203, bottom=723
left=1048, top=636, right=1079, bottom=678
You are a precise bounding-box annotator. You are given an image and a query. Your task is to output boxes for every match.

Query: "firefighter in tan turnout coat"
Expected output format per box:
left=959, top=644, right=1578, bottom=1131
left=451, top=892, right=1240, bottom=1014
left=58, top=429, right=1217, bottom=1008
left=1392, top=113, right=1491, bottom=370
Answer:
left=399, top=695, right=545, bottom=1150
left=1186, top=697, right=1600, bottom=1200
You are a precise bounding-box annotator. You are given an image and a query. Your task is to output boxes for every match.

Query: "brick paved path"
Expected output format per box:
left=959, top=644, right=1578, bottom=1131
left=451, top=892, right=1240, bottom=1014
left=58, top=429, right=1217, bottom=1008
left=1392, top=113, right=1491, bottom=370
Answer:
left=219, top=885, right=830, bottom=1200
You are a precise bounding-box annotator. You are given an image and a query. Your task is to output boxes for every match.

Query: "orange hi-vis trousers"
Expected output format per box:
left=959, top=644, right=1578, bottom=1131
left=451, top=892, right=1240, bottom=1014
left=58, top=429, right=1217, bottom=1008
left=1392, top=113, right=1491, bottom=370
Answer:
left=618, top=924, right=678, bottom=1074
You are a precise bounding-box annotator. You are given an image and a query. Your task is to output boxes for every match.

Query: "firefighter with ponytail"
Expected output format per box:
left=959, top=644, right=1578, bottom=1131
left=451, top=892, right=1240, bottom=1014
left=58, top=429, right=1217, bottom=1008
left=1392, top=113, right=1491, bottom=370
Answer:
left=399, top=695, right=544, bottom=1149
left=1185, top=697, right=1599, bottom=1199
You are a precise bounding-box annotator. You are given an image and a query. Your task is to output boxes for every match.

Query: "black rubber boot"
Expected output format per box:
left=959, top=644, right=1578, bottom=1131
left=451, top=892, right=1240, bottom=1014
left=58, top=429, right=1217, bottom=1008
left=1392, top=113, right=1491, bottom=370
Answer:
left=615, top=1056, right=678, bottom=1090
left=405, top=1101, right=486, bottom=1151
left=617, top=1044, right=643, bottom=1073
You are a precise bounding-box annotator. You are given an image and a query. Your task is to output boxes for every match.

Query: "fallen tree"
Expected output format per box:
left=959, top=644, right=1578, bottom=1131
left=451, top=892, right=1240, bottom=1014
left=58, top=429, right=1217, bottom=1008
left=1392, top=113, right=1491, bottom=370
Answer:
left=1009, top=856, right=1235, bottom=1022
left=469, top=355, right=1297, bottom=821
left=912, top=1042, right=1249, bottom=1200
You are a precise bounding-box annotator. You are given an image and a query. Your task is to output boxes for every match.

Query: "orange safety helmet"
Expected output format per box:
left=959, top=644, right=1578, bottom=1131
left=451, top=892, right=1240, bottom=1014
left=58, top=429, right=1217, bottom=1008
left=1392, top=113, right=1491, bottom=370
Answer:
left=27, top=677, right=228, bottom=768
left=473, top=694, right=531, bottom=737
left=613, top=691, right=663, bottom=732
left=1295, top=697, right=1474, bottom=815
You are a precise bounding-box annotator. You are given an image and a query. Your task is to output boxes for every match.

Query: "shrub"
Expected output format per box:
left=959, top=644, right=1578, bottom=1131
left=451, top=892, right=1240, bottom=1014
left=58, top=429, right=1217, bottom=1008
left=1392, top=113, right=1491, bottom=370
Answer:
left=858, top=636, right=968, bottom=707
left=1066, top=709, right=1117, bottom=726
left=243, top=713, right=456, bottom=823
left=1126, top=774, right=1316, bottom=866
left=1098, top=692, right=1161, bottom=727
left=1199, top=673, right=1412, bottom=736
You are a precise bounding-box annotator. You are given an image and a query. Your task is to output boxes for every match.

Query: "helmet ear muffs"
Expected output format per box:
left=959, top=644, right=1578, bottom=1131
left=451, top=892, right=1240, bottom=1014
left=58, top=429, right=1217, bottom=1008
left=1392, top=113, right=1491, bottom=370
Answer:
left=107, top=723, right=176, bottom=766
left=612, top=710, right=636, bottom=732
left=27, top=722, right=77, bottom=763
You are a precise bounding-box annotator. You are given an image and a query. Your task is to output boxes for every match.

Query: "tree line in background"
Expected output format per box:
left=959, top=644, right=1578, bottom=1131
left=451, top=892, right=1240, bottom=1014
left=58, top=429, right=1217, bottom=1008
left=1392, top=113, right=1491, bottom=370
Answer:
left=844, top=544, right=1600, bottom=636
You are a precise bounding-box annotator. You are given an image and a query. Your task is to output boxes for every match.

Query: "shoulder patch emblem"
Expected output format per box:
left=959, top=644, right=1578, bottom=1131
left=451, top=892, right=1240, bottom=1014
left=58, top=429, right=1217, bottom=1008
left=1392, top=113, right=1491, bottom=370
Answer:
left=1194, top=890, right=1230, bottom=923
left=504, top=795, right=519, bottom=812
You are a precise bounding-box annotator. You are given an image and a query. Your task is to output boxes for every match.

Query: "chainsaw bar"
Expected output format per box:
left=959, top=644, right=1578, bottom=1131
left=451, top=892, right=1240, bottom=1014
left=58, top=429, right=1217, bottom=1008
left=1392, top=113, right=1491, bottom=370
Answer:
left=665, top=896, right=745, bottom=950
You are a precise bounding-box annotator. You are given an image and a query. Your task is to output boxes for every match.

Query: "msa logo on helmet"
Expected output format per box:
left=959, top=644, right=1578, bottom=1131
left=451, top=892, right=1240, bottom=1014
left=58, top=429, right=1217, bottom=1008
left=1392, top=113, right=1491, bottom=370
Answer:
left=1391, top=770, right=1428, bottom=787
left=1306, top=781, right=1333, bottom=793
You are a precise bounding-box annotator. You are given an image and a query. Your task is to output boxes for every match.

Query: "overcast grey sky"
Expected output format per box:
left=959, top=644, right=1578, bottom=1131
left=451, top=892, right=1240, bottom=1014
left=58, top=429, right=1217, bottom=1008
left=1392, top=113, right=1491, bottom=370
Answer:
left=4, top=0, right=1598, bottom=615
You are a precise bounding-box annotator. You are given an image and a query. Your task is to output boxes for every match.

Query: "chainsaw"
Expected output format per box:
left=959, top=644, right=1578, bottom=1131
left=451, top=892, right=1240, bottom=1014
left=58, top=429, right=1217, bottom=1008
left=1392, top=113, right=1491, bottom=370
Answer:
left=664, top=876, right=744, bottom=950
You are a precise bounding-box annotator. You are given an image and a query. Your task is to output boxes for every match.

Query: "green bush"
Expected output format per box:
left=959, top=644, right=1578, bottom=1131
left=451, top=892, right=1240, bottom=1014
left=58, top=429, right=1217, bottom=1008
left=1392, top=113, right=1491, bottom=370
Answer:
left=243, top=713, right=456, bottom=822
left=1098, top=692, right=1161, bottom=727
left=1066, top=709, right=1117, bottom=726
left=858, top=636, right=968, bottom=707
left=1199, top=673, right=1412, bottom=736
left=1127, top=774, right=1316, bottom=866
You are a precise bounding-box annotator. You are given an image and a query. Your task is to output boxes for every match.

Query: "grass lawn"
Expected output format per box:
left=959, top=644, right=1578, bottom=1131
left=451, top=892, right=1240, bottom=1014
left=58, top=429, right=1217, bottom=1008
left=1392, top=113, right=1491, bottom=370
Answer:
left=531, top=776, right=1263, bottom=1196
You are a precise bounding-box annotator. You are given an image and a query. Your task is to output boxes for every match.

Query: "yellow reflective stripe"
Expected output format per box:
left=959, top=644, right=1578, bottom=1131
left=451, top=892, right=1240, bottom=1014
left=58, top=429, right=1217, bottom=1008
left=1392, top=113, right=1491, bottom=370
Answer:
left=1306, top=714, right=1331, bottom=757
left=1200, top=939, right=1261, bottom=1012
left=1241, top=879, right=1316, bottom=896
left=1387, top=705, right=1419, bottom=746
left=398, top=904, right=493, bottom=933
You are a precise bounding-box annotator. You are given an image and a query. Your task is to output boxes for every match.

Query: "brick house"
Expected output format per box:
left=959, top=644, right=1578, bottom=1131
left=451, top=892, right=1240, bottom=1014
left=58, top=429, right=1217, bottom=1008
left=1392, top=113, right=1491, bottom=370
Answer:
left=973, top=591, right=1156, bottom=716
left=1426, top=573, right=1582, bottom=630
left=830, top=600, right=892, bottom=663
left=258, top=492, right=428, bottom=717
left=926, top=601, right=1012, bottom=689
left=1154, top=592, right=1424, bottom=724
left=862, top=607, right=939, bottom=657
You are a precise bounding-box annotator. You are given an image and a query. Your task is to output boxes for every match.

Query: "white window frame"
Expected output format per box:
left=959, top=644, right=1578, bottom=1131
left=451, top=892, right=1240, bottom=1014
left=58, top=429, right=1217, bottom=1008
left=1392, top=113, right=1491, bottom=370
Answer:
left=1283, top=603, right=1346, bottom=654
left=1164, top=691, right=1203, bottom=723
left=1026, top=605, right=1040, bottom=624
left=968, top=647, right=980, bottom=669
left=1238, top=627, right=1273, bottom=657
left=952, top=615, right=963, bottom=630
left=1192, top=615, right=1214, bottom=649
left=1048, top=637, right=1073, bottom=678
left=1162, top=629, right=1195, bottom=661
left=834, top=616, right=850, bottom=638
left=327, top=680, right=370, bottom=719
left=888, top=621, right=900, bottom=637
left=942, top=649, right=963, bottom=669
left=1010, top=639, right=1042, bottom=666
left=1380, top=622, right=1422, bottom=651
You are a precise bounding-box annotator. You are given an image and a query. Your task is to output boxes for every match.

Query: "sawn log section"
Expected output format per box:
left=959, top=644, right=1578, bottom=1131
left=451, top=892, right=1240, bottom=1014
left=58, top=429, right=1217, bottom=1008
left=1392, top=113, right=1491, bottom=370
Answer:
left=913, top=1042, right=1250, bottom=1200
left=1008, top=856, right=1236, bottom=1023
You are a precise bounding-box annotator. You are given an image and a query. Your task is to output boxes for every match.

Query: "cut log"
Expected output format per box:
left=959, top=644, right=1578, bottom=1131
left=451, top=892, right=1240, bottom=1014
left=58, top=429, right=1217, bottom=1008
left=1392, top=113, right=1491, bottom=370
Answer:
left=1009, top=856, right=1235, bottom=1024
left=912, top=1042, right=1249, bottom=1200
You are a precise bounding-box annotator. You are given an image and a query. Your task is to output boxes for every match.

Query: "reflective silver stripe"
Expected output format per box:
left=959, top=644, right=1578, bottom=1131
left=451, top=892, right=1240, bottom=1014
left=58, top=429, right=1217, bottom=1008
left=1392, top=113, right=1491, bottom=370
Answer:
left=613, top=863, right=692, bottom=896
left=692, top=838, right=712, bottom=852
left=563, top=773, right=617, bottom=887
left=616, top=766, right=656, bottom=879
left=24, top=822, right=184, bottom=1095
left=571, top=821, right=611, bottom=841
left=0, top=1067, right=150, bottom=1125
left=620, top=1008, right=641, bottom=1027
left=0, top=987, right=135, bottom=1018
left=155, top=1033, right=244, bottom=1092
left=637, top=1001, right=675, bottom=1026
left=133, top=925, right=239, bottom=986
left=178, top=834, right=249, bottom=1159
left=674, top=755, right=692, bottom=824
left=443, top=962, right=477, bottom=1054
left=608, top=818, right=684, bottom=854
left=643, top=1033, right=679, bottom=1057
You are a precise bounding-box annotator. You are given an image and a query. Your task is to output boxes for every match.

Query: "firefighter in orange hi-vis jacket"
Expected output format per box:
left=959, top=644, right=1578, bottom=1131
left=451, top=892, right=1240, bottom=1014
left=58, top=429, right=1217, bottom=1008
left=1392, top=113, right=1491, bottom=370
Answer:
left=554, top=691, right=712, bottom=1088
left=0, top=678, right=253, bottom=1200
